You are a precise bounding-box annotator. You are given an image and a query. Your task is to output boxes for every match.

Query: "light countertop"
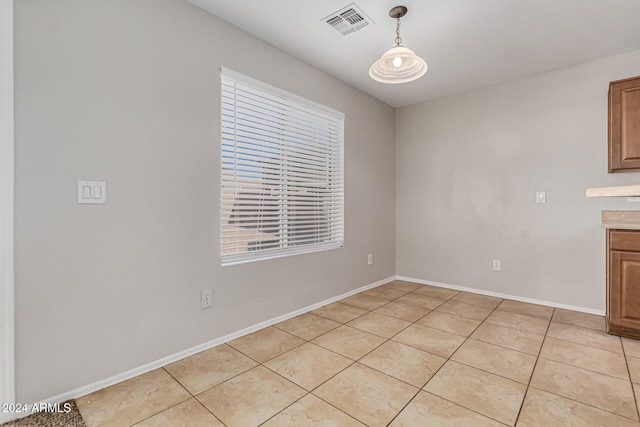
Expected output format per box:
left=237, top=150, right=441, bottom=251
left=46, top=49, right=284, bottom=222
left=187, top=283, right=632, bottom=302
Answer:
left=602, top=210, right=640, bottom=230
left=586, top=184, right=640, bottom=198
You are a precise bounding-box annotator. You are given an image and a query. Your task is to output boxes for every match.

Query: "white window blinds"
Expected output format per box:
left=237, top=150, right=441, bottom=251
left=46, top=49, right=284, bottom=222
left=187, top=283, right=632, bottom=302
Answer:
left=220, top=68, right=345, bottom=265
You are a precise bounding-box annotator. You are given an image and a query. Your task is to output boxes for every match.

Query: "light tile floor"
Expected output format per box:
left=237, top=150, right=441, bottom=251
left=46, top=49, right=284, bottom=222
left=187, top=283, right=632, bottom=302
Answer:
left=75, top=280, right=640, bottom=426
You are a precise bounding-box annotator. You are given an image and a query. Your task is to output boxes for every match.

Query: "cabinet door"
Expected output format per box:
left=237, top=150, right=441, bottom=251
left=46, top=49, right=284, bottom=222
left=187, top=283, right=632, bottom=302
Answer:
left=609, top=76, right=640, bottom=172
left=609, top=250, right=640, bottom=334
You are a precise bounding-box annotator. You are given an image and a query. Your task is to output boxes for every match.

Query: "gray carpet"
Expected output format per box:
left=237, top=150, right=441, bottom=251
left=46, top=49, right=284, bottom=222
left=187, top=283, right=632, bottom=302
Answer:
left=1, top=401, right=85, bottom=427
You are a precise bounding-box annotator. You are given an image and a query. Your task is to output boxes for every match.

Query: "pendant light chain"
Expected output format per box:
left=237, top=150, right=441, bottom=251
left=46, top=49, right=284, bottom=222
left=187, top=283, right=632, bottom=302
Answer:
left=395, top=18, right=402, bottom=46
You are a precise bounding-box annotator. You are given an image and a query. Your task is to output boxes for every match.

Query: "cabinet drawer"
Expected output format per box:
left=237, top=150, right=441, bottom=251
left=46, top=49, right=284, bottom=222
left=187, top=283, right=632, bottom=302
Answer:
left=610, top=230, right=640, bottom=252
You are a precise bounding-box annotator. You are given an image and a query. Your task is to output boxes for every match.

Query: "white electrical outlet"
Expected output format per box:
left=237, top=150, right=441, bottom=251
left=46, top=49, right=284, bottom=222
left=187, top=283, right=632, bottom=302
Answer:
left=492, top=259, right=502, bottom=271
left=201, top=290, right=212, bottom=309
left=367, top=254, right=373, bottom=265
left=535, top=191, right=546, bottom=204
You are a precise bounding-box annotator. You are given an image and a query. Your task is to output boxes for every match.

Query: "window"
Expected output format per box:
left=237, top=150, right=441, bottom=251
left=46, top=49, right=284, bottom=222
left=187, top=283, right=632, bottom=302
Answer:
left=220, top=68, right=344, bottom=265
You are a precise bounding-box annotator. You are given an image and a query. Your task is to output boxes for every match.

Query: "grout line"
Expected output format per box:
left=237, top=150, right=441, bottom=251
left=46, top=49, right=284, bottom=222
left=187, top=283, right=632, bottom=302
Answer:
left=525, top=385, right=640, bottom=423
left=383, top=386, right=423, bottom=426
left=469, top=335, right=542, bottom=357
left=512, top=307, right=554, bottom=426
left=620, top=340, right=640, bottom=422
left=130, top=369, right=195, bottom=426
left=256, top=393, right=308, bottom=426
left=544, top=329, right=624, bottom=356
left=195, top=399, right=228, bottom=427
left=309, top=307, right=370, bottom=325
left=126, top=369, right=194, bottom=427
left=410, top=391, right=512, bottom=427
left=536, top=354, right=632, bottom=382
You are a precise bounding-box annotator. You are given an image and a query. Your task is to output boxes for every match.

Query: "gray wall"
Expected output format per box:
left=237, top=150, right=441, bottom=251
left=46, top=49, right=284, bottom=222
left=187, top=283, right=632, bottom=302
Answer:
left=396, top=49, right=640, bottom=312
left=14, top=0, right=396, bottom=402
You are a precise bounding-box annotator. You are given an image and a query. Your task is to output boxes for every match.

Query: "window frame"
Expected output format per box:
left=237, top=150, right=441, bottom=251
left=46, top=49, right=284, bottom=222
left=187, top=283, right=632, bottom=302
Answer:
left=220, top=68, right=345, bottom=266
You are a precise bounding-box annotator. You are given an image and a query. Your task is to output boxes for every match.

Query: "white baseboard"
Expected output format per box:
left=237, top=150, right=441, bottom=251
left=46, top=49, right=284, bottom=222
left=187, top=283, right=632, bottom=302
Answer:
left=395, top=275, right=605, bottom=316
left=10, top=275, right=395, bottom=420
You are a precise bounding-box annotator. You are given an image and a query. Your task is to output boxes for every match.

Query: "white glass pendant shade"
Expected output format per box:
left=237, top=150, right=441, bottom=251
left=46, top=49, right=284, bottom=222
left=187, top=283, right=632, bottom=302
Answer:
left=369, top=45, right=427, bottom=84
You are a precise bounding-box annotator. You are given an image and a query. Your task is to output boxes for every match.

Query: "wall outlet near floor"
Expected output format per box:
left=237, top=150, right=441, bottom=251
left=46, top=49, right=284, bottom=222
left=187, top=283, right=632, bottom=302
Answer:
left=367, top=254, right=373, bottom=265
left=492, top=259, right=502, bottom=271
left=201, top=290, right=212, bottom=309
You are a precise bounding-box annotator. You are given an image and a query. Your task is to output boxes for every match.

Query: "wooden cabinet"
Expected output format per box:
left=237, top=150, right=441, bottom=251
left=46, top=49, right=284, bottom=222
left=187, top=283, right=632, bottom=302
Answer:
left=609, top=76, right=640, bottom=172
left=608, top=229, right=640, bottom=338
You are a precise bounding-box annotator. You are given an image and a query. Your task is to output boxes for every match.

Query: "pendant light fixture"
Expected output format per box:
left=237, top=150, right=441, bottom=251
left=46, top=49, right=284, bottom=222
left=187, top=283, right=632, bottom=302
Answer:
left=369, top=6, right=427, bottom=84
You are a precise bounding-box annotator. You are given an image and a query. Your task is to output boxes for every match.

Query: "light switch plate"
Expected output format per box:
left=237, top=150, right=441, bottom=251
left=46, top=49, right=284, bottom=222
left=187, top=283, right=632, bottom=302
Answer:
left=201, top=290, right=212, bottom=309
left=535, top=191, right=546, bottom=204
left=77, top=181, right=106, bottom=204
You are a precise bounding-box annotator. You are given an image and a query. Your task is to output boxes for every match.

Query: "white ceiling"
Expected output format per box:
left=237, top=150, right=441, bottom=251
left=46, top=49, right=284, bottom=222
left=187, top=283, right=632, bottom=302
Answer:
left=186, top=0, right=640, bottom=108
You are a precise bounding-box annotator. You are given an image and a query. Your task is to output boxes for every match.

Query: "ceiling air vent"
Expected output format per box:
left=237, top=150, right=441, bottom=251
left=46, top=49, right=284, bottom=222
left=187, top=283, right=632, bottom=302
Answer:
left=323, top=3, right=373, bottom=36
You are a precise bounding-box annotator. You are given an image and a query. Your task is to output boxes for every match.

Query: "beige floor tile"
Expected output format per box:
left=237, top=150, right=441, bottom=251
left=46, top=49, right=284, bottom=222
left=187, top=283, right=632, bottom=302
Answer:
left=275, top=313, right=341, bottom=340
left=314, top=363, right=418, bottom=427
left=623, top=338, right=640, bottom=358
left=413, top=285, right=460, bottom=299
left=312, top=325, right=386, bottom=360
left=496, top=300, right=554, bottom=320
left=135, top=398, right=224, bottom=426
left=384, top=280, right=424, bottom=292
left=517, top=388, right=640, bottom=427
left=264, top=342, right=352, bottom=391
left=262, top=394, right=365, bottom=427
left=311, top=302, right=367, bottom=324
left=530, top=358, right=637, bottom=420
left=374, top=300, right=432, bottom=322
left=363, top=286, right=410, bottom=300
left=451, top=292, right=503, bottom=309
left=452, top=339, right=536, bottom=384
left=347, top=312, right=411, bottom=338
left=547, top=322, right=622, bottom=353
left=76, top=369, right=190, bottom=427
left=396, top=292, right=448, bottom=309
left=360, top=341, right=446, bottom=387
left=424, top=361, right=526, bottom=426
left=485, top=311, right=549, bottom=335
left=540, top=337, right=628, bottom=379
left=393, top=324, right=465, bottom=358
left=390, top=391, right=505, bottom=427
left=164, top=345, right=257, bottom=395
left=340, top=293, right=389, bottom=311
left=552, top=308, right=606, bottom=331
left=227, top=326, right=305, bottom=363
left=436, top=300, right=494, bottom=321
left=626, top=355, right=640, bottom=384
left=471, top=322, right=544, bottom=355
left=197, top=366, right=305, bottom=427
left=417, top=311, right=481, bottom=337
